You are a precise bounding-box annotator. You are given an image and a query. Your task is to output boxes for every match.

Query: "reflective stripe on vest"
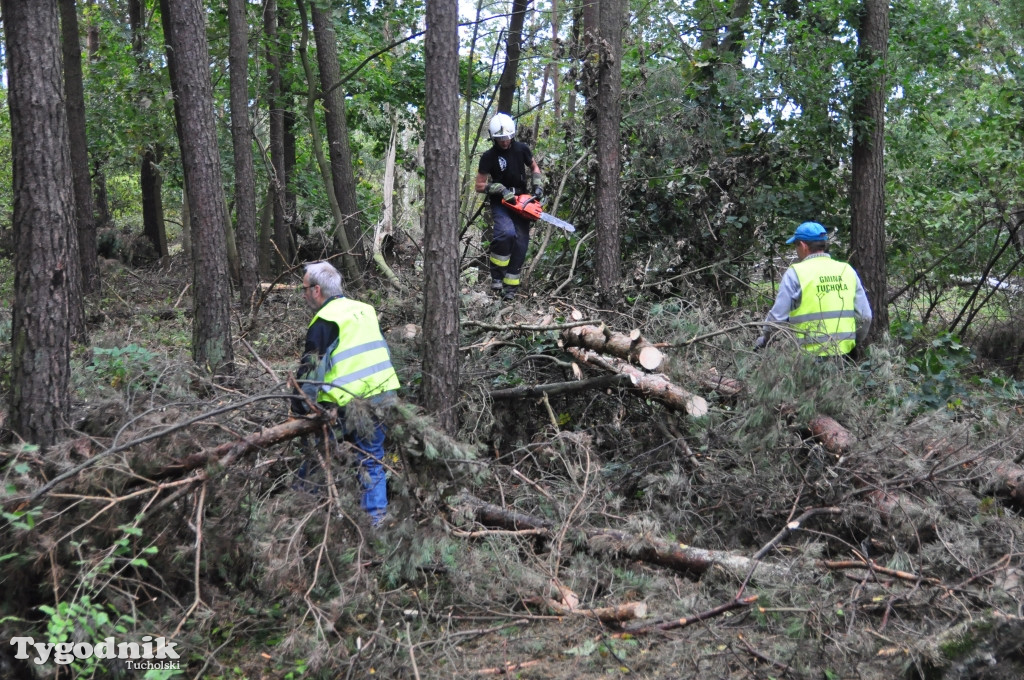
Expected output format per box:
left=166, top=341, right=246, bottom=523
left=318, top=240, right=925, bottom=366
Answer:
left=309, top=298, right=401, bottom=406
left=790, top=257, right=858, bottom=356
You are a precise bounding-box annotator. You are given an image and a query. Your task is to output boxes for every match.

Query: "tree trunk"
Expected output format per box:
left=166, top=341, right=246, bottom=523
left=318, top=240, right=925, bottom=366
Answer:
left=496, top=0, right=529, bottom=114
left=140, top=147, right=168, bottom=259
left=848, top=0, right=889, bottom=344
left=296, top=0, right=361, bottom=285
left=227, top=0, right=260, bottom=308
left=583, top=0, right=625, bottom=299
left=129, top=0, right=168, bottom=263
left=421, top=0, right=461, bottom=434
left=312, top=4, right=367, bottom=278
left=567, top=348, right=709, bottom=416
left=160, top=0, right=235, bottom=375
left=58, top=0, right=99, bottom=297
left=5, top=0, right=74, bottom=445
left=258, top=190, right=273, bottom=277
left=561, top=324, right=665, bottom=371
left=453, top=492, right=791, bottom=582
left=265, top=0, right=290, bottom=270
left=92, top=160, right=110, bottom=229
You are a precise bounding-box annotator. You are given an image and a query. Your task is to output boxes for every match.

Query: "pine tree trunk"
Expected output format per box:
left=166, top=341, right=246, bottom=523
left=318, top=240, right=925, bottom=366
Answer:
left=160, top=0, right=234, bottom=375
left=584, top=0, right=625, bottom=298
left=5, top=0, right=74, bottom=445
left=227, top=0, right=260, bottom=308
left=140, top=147, right=168, bottom=259
left=421, top=0, right=461, bottom=434
left=312, top=4, right=367, bottom=277
left=849, top=0, right=890, bottom=343
left=129, top=0, right=168, bottom=263
left=496, top=0, right=529, bottom=114
left=59, top=0, right=99, bottom=297
left=265, top=0, right=290, bottom=271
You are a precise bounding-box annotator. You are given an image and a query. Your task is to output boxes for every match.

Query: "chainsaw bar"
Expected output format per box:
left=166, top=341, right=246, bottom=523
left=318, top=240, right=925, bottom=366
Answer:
left=538, top=211, right=576, bottom=233
left=501, top=194, right=576, bottom=234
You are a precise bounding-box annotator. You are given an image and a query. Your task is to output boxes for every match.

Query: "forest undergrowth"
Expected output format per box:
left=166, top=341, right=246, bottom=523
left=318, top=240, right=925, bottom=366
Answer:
left=2, top=255, right=1024, bottom=680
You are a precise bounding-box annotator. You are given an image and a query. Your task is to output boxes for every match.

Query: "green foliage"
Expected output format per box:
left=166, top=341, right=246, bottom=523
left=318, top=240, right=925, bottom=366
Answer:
left=898, top=324, right=977, bottom=410
left=86, top=344, right=160, bottom=390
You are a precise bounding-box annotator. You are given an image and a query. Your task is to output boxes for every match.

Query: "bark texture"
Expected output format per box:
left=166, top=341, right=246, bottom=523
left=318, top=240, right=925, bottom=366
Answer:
left=312, top=4, right=367, bottom=277
left=5, top=0, right=74, bottom=445
left=228, top=0, right=260, bottom=308
left=849, top=0, right=890, bottom=342
left=421, top=0, right=461, bottom=434
left=496, top=0, right=528, bottom=115
left=161, top=0, right=235, bottom=375
left=561, top=324, right=665, bottom=371
left=129, top=0, right=168, bottom=262
left=265, top=0, right=291, bottom=270
left=567, top=348, right=709, bottom=416
left=58, top=0, right=99, bottom=297
left=583, top=0, right=625, bottom=297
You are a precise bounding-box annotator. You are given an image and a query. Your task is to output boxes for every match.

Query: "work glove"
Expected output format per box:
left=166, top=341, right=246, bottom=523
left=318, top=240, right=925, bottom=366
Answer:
left=531, top=184, right=544, bottom=203
left=753, top=335, right=767, bottom=352
left=487, top=183, right=515, bottom=202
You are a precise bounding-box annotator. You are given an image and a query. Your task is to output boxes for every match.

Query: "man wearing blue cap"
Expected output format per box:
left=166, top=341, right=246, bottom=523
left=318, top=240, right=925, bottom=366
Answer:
left=755, top=222, right=872, bottom=356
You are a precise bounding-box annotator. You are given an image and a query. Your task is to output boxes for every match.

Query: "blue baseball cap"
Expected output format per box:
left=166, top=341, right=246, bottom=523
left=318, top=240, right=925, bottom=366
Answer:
left=786, top=221, right=828, bottom=244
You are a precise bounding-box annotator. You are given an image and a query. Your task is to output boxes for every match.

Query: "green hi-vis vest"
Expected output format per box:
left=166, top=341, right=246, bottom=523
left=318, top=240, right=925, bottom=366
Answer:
left=309, top=297, right=401, bottom=406
left=789, top=257, right=858, bottom=356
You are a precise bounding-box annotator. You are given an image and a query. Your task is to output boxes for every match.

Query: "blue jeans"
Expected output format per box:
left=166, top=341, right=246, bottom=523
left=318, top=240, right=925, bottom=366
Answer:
left=347, top=418, right=388, bottom=523
left=489, top=203, right=531, bottom=287
left=295, top=407, right=389, bottom=524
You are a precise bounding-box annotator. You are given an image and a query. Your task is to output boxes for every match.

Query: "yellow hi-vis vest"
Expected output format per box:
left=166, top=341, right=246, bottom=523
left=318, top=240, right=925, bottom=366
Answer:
left=309, top=297, right=401, bottom=406
left=789, top=256, right=859, bottom=356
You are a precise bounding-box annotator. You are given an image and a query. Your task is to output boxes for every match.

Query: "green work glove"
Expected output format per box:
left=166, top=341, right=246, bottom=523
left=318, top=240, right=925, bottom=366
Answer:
left=487, top=183, right=515, bottom=202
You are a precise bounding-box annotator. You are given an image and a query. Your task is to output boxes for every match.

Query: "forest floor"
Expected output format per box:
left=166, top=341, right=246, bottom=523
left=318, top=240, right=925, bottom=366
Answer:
left=2, top=254, right=1024, bottom=680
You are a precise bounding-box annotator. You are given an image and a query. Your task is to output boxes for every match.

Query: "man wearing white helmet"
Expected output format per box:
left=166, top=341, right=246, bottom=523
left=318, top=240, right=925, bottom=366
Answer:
left=475, top=112, right=543, bottom=301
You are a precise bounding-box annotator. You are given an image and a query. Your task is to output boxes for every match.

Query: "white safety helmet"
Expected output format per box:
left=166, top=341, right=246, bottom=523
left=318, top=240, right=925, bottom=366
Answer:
left=488, top=113, right=516, bottom=140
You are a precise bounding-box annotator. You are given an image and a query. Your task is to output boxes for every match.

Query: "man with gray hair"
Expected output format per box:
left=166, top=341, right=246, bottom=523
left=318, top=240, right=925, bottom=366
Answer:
left=296, top=260, right=400, bottom=524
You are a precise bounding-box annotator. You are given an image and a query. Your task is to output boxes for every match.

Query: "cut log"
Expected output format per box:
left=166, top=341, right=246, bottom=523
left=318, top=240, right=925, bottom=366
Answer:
left=567, top=347, right=709, bottom=417
left=526, top=596, right=648, bottom=623
left=698, top=369, right=744, bottom=398
left=780, top=404, right=856, bottom=455
left=807, top=415, right=856, bottom=454
left=561, top=324, right=665, bottom=372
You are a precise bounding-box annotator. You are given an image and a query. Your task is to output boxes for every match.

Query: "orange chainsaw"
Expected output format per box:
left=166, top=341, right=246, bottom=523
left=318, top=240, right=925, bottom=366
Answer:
left=501, top=193, right=576, bottom=233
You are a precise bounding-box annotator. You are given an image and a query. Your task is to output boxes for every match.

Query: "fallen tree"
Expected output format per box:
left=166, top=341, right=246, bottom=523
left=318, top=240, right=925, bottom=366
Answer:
left=566, top=347, right=709, bottom=417
left=452, top=491, right=829, bottom=583
left=560, top=324, right=666, bottom=372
